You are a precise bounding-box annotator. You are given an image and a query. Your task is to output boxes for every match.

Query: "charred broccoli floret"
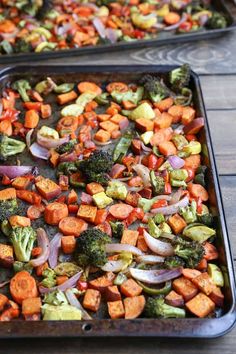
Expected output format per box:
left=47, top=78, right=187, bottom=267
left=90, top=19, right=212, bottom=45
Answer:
left=10, top=226, right=36, bottom=262
left=78, top=150, right=113, bottom=185
left=164, top=256, right=186, bottom=269
left=141, top=75, right=170, bottom=103
left=110, top=221, right=125, bottom=239
left=145, top=296, right=186, bottom=318
left=15, top=39, right=32, bottom=53
left=75, top=228, right=111, bottom=267
left=0, top=134, right=26, bottom=161
left=57, top=162, right=78, bottom=176
left=0, top=199, right=19, bottom=222
left=207, top=12, right=227, bottom=29
left=169, top=64, right=191, bottom=93
left=56, top=139, right=77, bottom=155
left=12, top=79, right=31, bottom=102
left=172, top=236, right=205, bottom=268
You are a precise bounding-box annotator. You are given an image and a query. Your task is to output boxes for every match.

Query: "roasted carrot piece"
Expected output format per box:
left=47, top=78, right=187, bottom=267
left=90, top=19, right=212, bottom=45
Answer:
left=111, top=130, right=122, bottom=139
left=0, top=19, right=16, bottom=33
left=209, top=286, right=224, bottom=307
left=24, top=110, right=39, bottom=129
left=184, top=155, right=201, bottom=170
left=106, top=82, right=128, bottom=93
left=97, top=114, right=111, bottom=122
left=94, top=209, right=108, bottom=225
left=168, top=213, right=187, bottom=234
left=57, top=91, right=78, bottom=105
left=61, top=236, right=76, bottom=254
left=154, top=112, right=173, bottom=129
left=78, top=82, right=102, bottom=95
left=56, top=276, right=69, bottom=285
left=121, top=229, right=139, bottom=246
left=186, top=292, right=215, bottom=318
left=100, top=120, right=119, bottom=133
left=124, top=295, right=146, bottom=319
left=187, top=183, right=209, bottom=201
left=0, top=294, right=8, bottom=311
left=10, top=271, right=38, bottom=304
left=109, top=204, right=133, bottom=220
left=31, top=247, right=42, bottom=258
left=41, top=104, right=52, bottom=119
left=44, top=202, right=69, bottom=225
left=35, top=262, right=48, bottom=277
left=22, top=297, right=42, bottom=317
left=150, top=127, right=173, bottom=146
left=107, top=300, right=125, bottom=319
left=83, top=289, right=101, bottom=312
left=27, top=204, right=44, bottom=220
left=0, top=120, right=12, bottom=136
left=196, top=258, right=208, bottom=271
left=0, top=188, right=16, bottom=200
left=164, top=12, right=181, bottom=25
left=77, top=204, right=97, bottom=223
left=137, top=234, right=148, bottom=252
left=57, top=116, right=78, bottom=134
left=59, top=216, right=88, bottom=237
left=173, top=276, right=198, bottom=301
left=9, top=215, right=31, bottom=227
left=181, top=106, right=195, bottom=125
left=0, top=300, right=20, bottom=321
left=120, top=279, right=143, bottom=297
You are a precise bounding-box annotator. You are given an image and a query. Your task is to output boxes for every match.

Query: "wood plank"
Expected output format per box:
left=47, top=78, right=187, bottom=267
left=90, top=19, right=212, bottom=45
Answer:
left=207, top=110, right=236, bottom=174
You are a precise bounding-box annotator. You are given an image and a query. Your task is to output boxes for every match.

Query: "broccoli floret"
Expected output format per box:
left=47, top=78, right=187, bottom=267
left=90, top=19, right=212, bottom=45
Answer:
left=75, top=228, right=111, bottom=267
left=78, top=150, right=113, bottom=185
left=56, top=139, right=77, bottom=155
left=12, top=79, right=31, bottom=102
left=138, top=196, right=163, bottom=212
left=141, top=75, right=170, bottom=103
left=197, top=213, right=214, bottom=227
left=169, top=64, right=191, bottom=93
left=10, top=226, right=36, bottom=262
left=41, top=268, right=57, bottom=288
left=145, top=296, right=186, bottom=318
left=0, top=134, right=26, bottom=161
left=150, top=170, right=165, bottom=195
left=0, top=199, right=19, bottom=222
left=172, top=236, right=205, bottom=268
left=174, top=87, right=193, bottom=106
left=110, top=221, right=125, bottom=239
left=207, top=12, right=227, bottom=29
left=148, top=218, right=161, bottom=238
left=15, top=39, right=32, bottom=53
left=57, top=162, right=78, bottom=176
left=164, top=256, right=186, bottom=269
left=179, top=200, right=197, bottom=224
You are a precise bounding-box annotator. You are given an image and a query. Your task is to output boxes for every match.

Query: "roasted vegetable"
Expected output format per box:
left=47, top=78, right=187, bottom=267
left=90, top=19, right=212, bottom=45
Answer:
left=110, top=221, right=125, bottom=239
left=0, top=134, right=26, bottom=161
left=145, top=296, right=186, bottom=318
left=169, top=64, right=191, bottom=93
left=172, top=236, right=205, bottom=268
left=164, top=256, right=186, bottom=269
left=207, top=12, right=227, bottom=29
left=10, top=226, right=36, bottom=262
left=150, top=171, right=165, bottom=195
left=12, top=79, right=31, bottom=102
left=141, top=75, right=170, bottom=103
left=0, top=199, right=19, bottom=222
left=56, top=139, right=77, bottom=155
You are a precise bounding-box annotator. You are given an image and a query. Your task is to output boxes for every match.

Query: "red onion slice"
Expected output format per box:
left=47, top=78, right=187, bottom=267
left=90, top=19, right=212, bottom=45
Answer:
left=143, top=230, right=174, bottom=256
left=119, top=117, right=129, bottom=130
left=106, top=28, right=118, bottom=43
left=0, top=279, right=10, bottom=288
left=169, top=188, right=182, bottom=205
left=101, top=259, right=126, bottom=272
left=109, top=164, right=126, bottom=179
left=30, top=228, right=50, bottom=267
left=39, top=270, right=83, bottom=294
left=94, top=140, right=112, bottom=146
left=48, top=233, right=62, bottom=269
left=174, top=124, right=184, bottom=134
left=37, top=131, right=69, bottom=149
left=136, top=255, right=165, bottom=264
left=0, top=166, right=34, bottom=179
left=132, top=164, right=151, bottom=187
left=30, top=143, right=50, bottom=160
left=26, top=129, right=34, bottom=149
left=65, top=289, right=92, bottom=320
left=151, top=195, right=189, bottom=215
left=81, top=192, right=93, bottom=205
left=105, top=243, right=143, bottom=256
left=167, top=155, right=185, bottom=169
left=130, top=267, right=182, bottom=284
left=92, top=18, right=106, bottom=38
left=141, top=142, right=152, bottom=153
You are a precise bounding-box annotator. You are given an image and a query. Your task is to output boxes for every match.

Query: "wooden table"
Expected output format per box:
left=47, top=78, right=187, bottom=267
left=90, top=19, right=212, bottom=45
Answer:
left=1, top=1, right=236, bottom=352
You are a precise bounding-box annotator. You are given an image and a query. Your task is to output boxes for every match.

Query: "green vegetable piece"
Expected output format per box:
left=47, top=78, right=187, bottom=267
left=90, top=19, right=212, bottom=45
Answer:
left=57, top=162, right=78, bottom=176
left=194, top=173, right=206, bottom=187
left=35, top=42, right=57, bottom=52
left=179, top=200, right=197, bottom=224
left=33, top=27, right=52, bottom=39
left=169, top=64, right=191, bottom=93
left=207, top=263, right=224, bottom=287
left=164, top=256, right=185, bottom=269
left=41, top=268, right=57, bottom=288
left=93, top=192, right=113, bottom=209
left=0, top=40, right=13, bottom=54
left=129, top=102, right=155, bottom=121
left=61, top=104, right=84, bottom=117
left=207, top=12, right=227, bottom=29
left=141, top=131, right=154, bottom=145
left=54, top=83, right=75, bottom=94
left=76, top=92, right=97, bottom=107
left=114, top=273, right=127, bottom=286
left=106, top=181, right=128, bottom=200
left=183, top=141, right=201, bottom=155
left=170, top=180, right=187, bottom=188
left=174, top=87, right=193, bottom=106
left=183, top=223, right=216, bottom=243
left=145, top=296, right=186, bottom=318
left=13, top=261, right=33, bottom=274
left=150, top=170, right=165, bottom=195
left=148, top=218, right=161, bottom=238
left=42, top=304, right=81, bottom=320
left=172, top=236, right=204, bottom=268
left=131, top=12, right=157, bottom=29
left=10, top=226, right=36, bottom=262
left=170, top=169, right=188, bottom=181
left=159, top=222, right=172, bottom=234
left=142, top=74, right=170, bottom=103
left=137, top=281, right=172, bottom=295
left=43, top=290, right=68, bottom=306
left=153, top=213, right=165, bottom=224
left=95, top=93, right=109, bottom=105
left=110, top=221, right=125, bottom=239
left=54, top=262, right=81, bottom=277
left=12, top=79, right=31, bottom=102
left=197, top=213, right=214, bottom=227
left=138, top=196, right=160, bottom=212
left=113, top=131, right=133, bottom=162
left=1, top=220, right=12, bottom=236
left=172, top=134, right=188, bottom=150
left=56, top=139, right=77, bottom=155
left=111, top=87, right=143, bottom=105
left=0, top=198, right=20, bottom=222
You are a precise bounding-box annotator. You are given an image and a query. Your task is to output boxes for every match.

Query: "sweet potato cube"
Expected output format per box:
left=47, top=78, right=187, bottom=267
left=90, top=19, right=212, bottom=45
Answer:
left=125, top=191, right=140, bottom=207
left=0, top=293, right=8, bottom=311
left=12, top=176, right=30, bottom=190
left=135, top=118, right=154, bottom=132
left=154, top=112, right=173, bottom=129
left=61, top=236, right=76, bottom=254
left=120, top=278, right=143, bottom=297
left=154, top=97, right=174, bottom=112
left=173, top=276, right=198, bottom=301
left=192, top=272, right=215, bottom=296
left=159, top=141, right=177, bottom=156
left=22, top=297, right=42, bottom=316
left=94, top=129, right=111, bottom=142
left=97, top=114, right=111, bottom=122
left=0, top=244, right=14, bottom=268
left=121, top=229, right=139, bottom=246
left=124, top=295, right=146, bottom=319
left=110, top=114, right=126, bottom=125
left=186, top=292, right=215, bottom=318
left=181, top=106, right=195, bottom=126
left=100, top=120, right=119, bottom=133
left=89, top=272, right=115, bottom=293
left=86, top=182, right=104, bottom=195
left=77, top=204, right=97, bottom=223
left=0, top=188, right=16, bottom=200
left=209, top=286, right=224, bottom=307
left=107, top=300, right=125, bottom=319
left=106, top=286, right=122, bottom=302
left=9, top=215, right=31, bottom=227
left=83, top=289, right=101, bottom=312
left=165, top=290, right=184, bottom=307
left=36, top=178, right=61, bottom=200
left=168, top=213, right=187, bottom=234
